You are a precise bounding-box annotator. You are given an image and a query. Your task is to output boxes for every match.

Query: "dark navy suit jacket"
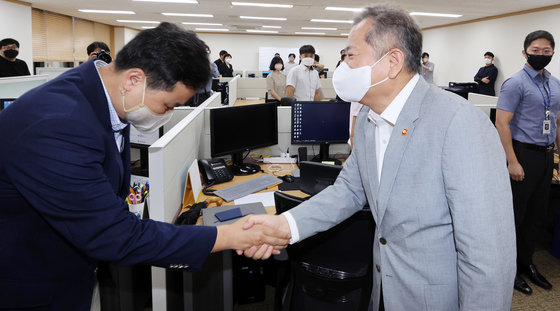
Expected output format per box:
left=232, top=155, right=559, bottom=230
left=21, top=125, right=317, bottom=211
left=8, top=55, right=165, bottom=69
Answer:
left=0, top=61, right=216, bottom=310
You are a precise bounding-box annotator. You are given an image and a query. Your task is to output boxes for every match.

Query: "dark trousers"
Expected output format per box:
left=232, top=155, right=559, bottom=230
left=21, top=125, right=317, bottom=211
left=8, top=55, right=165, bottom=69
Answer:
left=511, top=142, right=554, bottom=267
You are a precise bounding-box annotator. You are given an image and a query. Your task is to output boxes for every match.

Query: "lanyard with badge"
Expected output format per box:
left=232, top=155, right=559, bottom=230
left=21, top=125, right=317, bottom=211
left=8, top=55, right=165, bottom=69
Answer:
left=523, top=68, right=552, bottom=135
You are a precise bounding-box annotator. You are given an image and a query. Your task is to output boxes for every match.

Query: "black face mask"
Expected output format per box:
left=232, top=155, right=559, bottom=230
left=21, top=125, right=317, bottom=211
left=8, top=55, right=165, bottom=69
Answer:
left=3, top=49, right=18, bottom=59
left=526, top=53, right=552, bottom=71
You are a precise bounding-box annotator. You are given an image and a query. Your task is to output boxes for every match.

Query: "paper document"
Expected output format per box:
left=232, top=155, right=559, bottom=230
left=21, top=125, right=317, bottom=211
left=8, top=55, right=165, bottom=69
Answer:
left=234, top=192, right=276, bottom=207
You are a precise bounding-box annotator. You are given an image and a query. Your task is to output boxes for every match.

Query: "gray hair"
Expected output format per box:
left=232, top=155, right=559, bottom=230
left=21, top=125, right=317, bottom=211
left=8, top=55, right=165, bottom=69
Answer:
left=354, top=4, right=422, bottom=73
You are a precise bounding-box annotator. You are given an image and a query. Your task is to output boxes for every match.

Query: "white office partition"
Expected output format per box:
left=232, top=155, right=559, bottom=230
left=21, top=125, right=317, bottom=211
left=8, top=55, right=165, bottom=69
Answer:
left=320, top=78, right=336, bottom=99
left=237, top=78, right=267, bottom=99
left=0, top=75, right=49, bottom=98
left=148, top=93, right=219, bottom=311
left=467, top=92, right=498, bottom=117
left=227, top=76, right=238, bottom=107
left=35, top=67, right=72, bottom=81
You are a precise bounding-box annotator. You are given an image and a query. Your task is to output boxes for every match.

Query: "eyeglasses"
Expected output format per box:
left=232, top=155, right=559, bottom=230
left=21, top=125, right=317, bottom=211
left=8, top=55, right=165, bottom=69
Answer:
left=528, top=48, right=554, bottom=56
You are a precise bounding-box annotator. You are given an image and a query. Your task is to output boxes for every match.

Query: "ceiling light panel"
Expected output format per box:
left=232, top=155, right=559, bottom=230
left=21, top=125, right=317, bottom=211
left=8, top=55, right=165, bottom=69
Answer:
left=78, top=9, right=135, bottom=14
left=182, top=22, right=223, bottom=26
left=240, top=16, right=287, bottom=21
left=324, top=7, right=363, bottom=12
left=232, top=2, right=293, bottom=8
left=310, top=19, right=353, bottom=24
left=162, top=13, right=213, bottom=17
left=133, top=0, right=198, bottom=3
left=247, top=29, right=279, bottom=33
left=196, top=28, right=229, bottom=32
left=295, top=32, right=325, bottom=35
left=117, top=19, right=159, bottom=23
left=262, top=25, right=282, bottom=29
left=301, top=27, right=337, bottom=31
left=409, top=12, right=462, bottom=18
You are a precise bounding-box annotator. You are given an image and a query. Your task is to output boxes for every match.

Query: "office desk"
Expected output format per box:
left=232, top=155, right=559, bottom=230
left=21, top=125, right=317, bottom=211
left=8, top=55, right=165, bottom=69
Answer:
left=179, top=163, right=304, bottom=311
left=234, top=99, right=265, bottom=106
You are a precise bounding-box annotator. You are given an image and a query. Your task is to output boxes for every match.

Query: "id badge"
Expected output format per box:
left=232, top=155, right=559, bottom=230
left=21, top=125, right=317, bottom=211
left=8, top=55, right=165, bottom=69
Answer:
left=543, top=119, right=551, bottom=135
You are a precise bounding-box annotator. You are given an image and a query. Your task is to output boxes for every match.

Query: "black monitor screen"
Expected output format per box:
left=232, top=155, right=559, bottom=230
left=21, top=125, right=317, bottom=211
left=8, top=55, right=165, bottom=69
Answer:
left=291, top=101, right=350, bottom=144
left=210, top=103, right=278, bottom=158
left=0, top=98, right=16, bottom=111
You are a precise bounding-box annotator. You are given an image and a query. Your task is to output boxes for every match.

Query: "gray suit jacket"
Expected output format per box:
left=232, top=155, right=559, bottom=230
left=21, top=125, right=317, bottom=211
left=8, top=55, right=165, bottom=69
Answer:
left=288, top=77, right=516, bottom=310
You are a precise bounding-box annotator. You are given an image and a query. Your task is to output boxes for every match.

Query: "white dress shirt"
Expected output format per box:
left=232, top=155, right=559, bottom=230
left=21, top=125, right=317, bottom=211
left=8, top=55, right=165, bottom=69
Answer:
left=94, top=60, right=128, bottom=153
left=284, top=73, right=420, bottom=243
left=286, top=64, right=321, bottom=101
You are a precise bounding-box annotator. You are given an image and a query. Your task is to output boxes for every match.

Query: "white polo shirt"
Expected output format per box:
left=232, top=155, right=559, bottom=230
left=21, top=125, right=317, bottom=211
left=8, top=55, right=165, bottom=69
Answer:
left=286, top=64, right=321, bottom=101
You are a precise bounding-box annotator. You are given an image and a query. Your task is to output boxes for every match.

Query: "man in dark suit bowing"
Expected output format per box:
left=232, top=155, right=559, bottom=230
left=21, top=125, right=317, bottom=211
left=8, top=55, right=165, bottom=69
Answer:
left=0, top=22, right=289, bottom=310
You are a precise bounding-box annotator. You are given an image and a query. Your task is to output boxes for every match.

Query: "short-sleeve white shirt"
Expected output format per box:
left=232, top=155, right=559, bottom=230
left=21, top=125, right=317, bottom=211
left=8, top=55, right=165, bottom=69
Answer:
left=286, top=64, right=321, bottom=101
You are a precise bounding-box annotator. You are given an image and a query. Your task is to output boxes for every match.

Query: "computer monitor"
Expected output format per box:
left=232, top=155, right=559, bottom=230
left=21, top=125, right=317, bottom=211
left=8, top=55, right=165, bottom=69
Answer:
left=0, top=98, right=16, bottom=111
left=291, top=101, right=350, bottom=165
left=210, top=103, right=278, bottom=175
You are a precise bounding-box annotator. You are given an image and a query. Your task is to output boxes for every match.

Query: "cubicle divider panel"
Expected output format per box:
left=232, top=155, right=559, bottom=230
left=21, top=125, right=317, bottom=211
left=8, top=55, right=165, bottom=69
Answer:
left=148, top=93, right=219, bottom=311
left=228, top=76, right=238, bottom=107
left=35, top=67, right=72, bottom=81
left=467, top=92, right=498, bottom=117
left=320, top=78, right=336, bottom=99
left=237, top=78, right=267, bottom=99
left=0, top=75, right=49, bottom=98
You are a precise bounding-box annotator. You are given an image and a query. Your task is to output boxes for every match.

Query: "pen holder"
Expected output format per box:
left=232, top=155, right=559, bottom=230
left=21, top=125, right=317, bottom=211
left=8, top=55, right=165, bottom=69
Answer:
left=129, top=202, right=145, bottom=219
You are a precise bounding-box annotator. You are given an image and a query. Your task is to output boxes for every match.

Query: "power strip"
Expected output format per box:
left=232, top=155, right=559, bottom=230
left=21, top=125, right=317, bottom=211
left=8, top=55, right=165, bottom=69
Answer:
left=263, top=157, right=297, bottom=164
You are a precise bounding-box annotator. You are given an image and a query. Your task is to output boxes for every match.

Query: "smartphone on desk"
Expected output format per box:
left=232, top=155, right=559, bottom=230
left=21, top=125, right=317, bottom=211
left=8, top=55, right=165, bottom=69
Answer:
left=198, top=158, right=234, bottom=185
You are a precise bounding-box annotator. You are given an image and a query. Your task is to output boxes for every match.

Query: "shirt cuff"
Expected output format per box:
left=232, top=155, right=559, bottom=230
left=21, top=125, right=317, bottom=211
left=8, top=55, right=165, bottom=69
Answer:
left=282, top=211, right=300, bottom=244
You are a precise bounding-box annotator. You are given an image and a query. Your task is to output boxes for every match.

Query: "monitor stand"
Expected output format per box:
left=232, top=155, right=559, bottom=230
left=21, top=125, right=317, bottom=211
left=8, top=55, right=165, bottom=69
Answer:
left=311, top=143, right=342, bottom=165
left=230, top=151, right=260, bottom=176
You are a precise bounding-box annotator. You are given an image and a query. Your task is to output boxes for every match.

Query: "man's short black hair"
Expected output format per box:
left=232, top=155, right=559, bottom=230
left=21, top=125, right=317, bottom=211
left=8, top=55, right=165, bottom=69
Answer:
left=422, top=52, right=429, bottom=58
left=0, top=38, right=20, bottom=48
left=314, top=54, right=320, bottom=62
left=484, top=51, right=494, bottom=58
left=288, top=53, right=296, bottom=58
left=219, top=50, right=228, bottom=57
left=269, top=56, right=284, bottom=71
left=340, top=49, right=346, bottom=54
left=87, top=41, right=110, bottom=55
left=299, top=45, right=315, bottom=55
left=115, top=22, right=210, bottom=91
left=524, top=30, right=555, bottom=51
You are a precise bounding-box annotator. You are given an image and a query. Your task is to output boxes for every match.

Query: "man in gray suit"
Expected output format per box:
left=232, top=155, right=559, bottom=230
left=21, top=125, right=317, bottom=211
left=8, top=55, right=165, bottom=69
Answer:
left=239, top=4, right=516, bottom=310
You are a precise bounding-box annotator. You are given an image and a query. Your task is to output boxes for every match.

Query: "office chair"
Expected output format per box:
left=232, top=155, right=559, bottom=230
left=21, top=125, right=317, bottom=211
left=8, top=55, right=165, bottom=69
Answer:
left=273, top=191, right=374, bottom=311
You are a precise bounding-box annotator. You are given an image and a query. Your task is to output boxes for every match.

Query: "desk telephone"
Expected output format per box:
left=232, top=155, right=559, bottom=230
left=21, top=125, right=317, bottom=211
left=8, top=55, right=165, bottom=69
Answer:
left=198, top=158, right=233, bottom=185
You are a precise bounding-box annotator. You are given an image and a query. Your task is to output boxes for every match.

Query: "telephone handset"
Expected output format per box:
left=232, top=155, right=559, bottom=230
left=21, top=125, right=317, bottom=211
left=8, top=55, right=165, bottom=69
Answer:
left=198, top=158, right=233, bottom=185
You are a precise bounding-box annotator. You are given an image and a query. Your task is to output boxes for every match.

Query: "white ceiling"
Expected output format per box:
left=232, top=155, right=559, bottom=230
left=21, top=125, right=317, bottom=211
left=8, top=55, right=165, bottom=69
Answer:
left=24, top=0, right=560, bottom=36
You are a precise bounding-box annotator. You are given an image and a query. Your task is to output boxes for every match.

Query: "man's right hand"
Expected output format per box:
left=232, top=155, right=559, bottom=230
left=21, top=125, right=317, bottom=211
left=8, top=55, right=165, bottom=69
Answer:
left=236, top=215, right=291, bottom=260
left=508, top=161, right=525, bottom=181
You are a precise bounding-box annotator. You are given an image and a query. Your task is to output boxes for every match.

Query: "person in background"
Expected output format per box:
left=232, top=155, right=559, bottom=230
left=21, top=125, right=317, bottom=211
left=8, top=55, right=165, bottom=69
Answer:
left=274, top=53, right=280, bottom=57
left=420, top=52, right=434, bottom=84
left=242, top=4, right=516, bottom=310
left=286, top=45, right=321, bottom=101
left=314, top=54, right=327, bottom=79
left=187, top=44, right=220, bottom=106
left=87, top=41, right=111, bottom=61
left=496, top=30, right=559, bottom=296
left=474, top=51, right=498, bottom=96
left=214, top=49, right=228, bottom=75
left=336, top=48, right=346, bottom=67
left=0, top=23, right=289, bottom=310
left=348, top=102, right=363, bottom=148
left=266, top=56, right=286, bottom=101
left=284, top=53, right=298, bottom=74
left=0, top=38, right=30, bottom=78
left=221, top=53, right=234, bottom=77
left=337, top=53, right=347, bottom=68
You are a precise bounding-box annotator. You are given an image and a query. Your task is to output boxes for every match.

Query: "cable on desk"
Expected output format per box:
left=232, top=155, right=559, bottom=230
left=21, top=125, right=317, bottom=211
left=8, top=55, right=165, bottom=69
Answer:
left=202, top=181, right=218, bottom=197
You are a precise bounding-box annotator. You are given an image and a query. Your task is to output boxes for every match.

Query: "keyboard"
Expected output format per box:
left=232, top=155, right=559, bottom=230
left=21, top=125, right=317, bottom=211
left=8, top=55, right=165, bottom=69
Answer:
left=214, top=175, right=282, bottom=202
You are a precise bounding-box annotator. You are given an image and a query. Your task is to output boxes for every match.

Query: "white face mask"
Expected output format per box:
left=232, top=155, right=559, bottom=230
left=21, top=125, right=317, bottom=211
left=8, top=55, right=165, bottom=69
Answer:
left=274, top=63, right=283, bottom=71
left=121, top=79, right=173, bottom=133
left=289, top=57, right=295, bottom=62
left=484, top=58, right=492, bottom=65
left=332, top=51, right=390, bottom=103
left=422, top=58, right=428, bottom=64
left=301, top=57, right=314, bottom=67
left=225, top=58, right=231, bottom=64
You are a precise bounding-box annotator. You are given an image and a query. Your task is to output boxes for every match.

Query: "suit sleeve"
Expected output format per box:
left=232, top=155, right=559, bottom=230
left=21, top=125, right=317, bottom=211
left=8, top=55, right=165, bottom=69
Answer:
left=489, top=66, right=498, bottom=82
left=474, top=68, right=483, bottom=83
left=287, top=145, right=368, bottom=241
left=6, top=117, right=216, bottom=271
left=442, top=105, right=516, bottom=310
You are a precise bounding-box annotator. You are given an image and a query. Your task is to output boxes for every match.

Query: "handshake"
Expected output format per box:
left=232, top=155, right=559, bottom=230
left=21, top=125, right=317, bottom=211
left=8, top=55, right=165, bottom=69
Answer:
left=212, top=214, right=291, bottom=260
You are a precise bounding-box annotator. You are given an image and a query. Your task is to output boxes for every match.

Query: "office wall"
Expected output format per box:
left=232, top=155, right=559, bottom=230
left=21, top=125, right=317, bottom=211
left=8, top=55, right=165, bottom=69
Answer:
left=0, top=1, right=32, bottom=74
left=114, top=27, right=140, bottom=55
left=423, top=7, right=560, bottom=94
left=199, top=33, right=347, bottom=72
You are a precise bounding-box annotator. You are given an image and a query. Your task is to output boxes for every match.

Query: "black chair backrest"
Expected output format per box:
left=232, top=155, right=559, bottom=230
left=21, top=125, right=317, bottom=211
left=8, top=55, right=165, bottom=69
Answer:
left=299, top=161, right=343, bottom=195
left=274, top=191, right=308, bottom=215
left=280, top=97, right=296, bottom=106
